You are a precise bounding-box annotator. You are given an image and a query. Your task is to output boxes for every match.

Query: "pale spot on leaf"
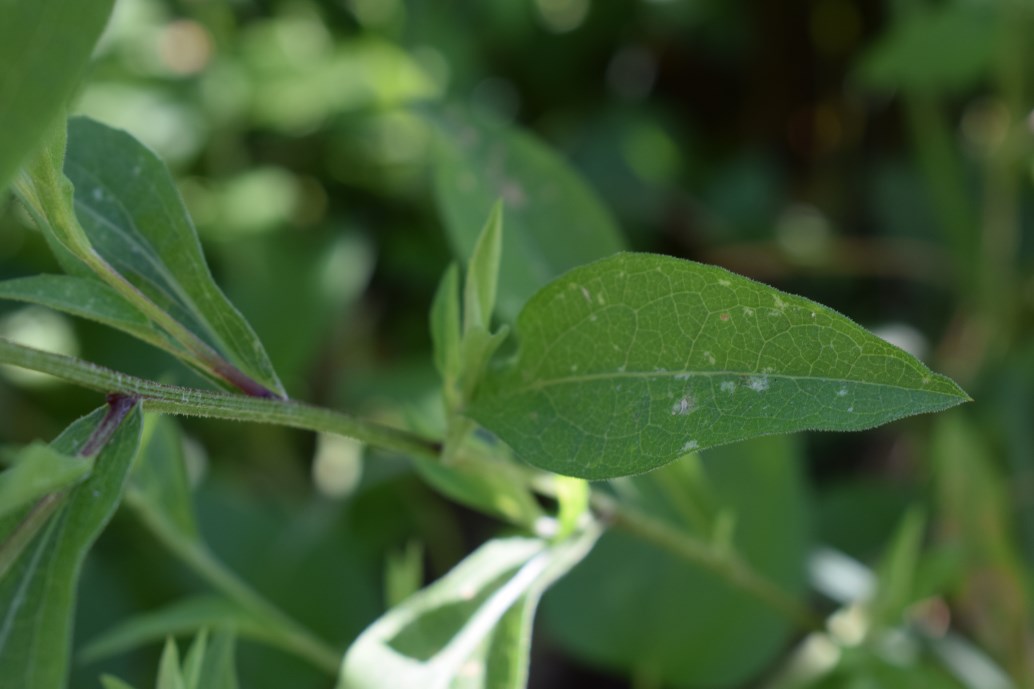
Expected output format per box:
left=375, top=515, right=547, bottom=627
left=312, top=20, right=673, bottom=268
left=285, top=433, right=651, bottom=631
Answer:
left=671, top=396, right=695, bottom=416
left=747, top=376, right=769, bottom=392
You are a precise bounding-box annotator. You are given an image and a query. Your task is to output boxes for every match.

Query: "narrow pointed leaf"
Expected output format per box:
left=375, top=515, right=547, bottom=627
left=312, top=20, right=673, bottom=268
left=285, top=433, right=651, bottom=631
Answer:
left=182, top=630, right=209, bottom=689
left=157, top=639, right=187, bottom=689
left=62, top=117, right=285, bottom=396
left=196, top=631, right=240, bottom=689
left=0, top=403, right=142, bottom=689
left=471, top=253, right=970, bottom=479
left=0, top=442, right=92, bottom=520
left=870, top=509, right=926, bottom=632
left=0, top=275, right=167, bottom=349
left=463, top=202, right=503, bottom=334
left=0, top=0, right=113, bottom=192
left=100, top=677, right=140, bottom=689
left=430, top=264, right=462, bottom=385
left=433, top=110, right=625, bottom=320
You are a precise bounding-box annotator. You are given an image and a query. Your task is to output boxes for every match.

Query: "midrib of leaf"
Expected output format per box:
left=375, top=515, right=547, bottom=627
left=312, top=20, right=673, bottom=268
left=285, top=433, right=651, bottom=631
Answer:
left=504, top=368, right=963, bottom=399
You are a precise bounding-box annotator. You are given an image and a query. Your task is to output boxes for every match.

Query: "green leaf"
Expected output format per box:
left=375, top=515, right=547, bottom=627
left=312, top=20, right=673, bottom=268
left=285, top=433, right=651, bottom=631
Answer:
left=543, top=435, right=809, bottom=688
left=0, top=275, right=168, bottom=351
left=182, top=630, right=209, bottom=689
left=0, top=442, right=92, bottom=520
left=432, top=109, right=625, bottom=321
left=113, top=630, right=239, bottom=689
left=0, top=0, right=114, bottom=192
left=60, top=117, right=285, bottom=396
left=338, top=528, right=600, bottom=689
left=412, top=454, right=543, bottom=528
left=463, top=202, right=503, bottom=335
left=100, top=676, right=140, bottom=689
left=157, top=639, right=187, bottom=689
left=14, top=120, right=284, bottom=397
left=484, top=596, right=536, bottom=689
left=857, top=3, right=999, bottom=95
left=471, top=253, right=970, bottom=479
left=870, top=509, right=926, bottom=633
left=385, top=542, right=425, bottom=610
left=195, top=631, right=240, bottom=689
left=0, top=403, right=142, bottom=689
left=430, top=264, right=462, bottom=391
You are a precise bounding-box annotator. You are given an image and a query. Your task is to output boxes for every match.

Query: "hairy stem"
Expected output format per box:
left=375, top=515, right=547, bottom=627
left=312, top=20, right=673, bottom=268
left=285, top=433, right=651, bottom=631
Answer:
left=0, top=337, right=818, bottom=631
left=0, top=338, right=441, bottom=459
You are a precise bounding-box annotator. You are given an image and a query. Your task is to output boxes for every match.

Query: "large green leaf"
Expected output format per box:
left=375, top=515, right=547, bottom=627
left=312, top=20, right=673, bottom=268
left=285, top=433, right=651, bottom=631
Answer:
left=58, top=117, right=285, bottom=396
left=338, top=528, right=600, bottom=689
left=432, top=109, right=625, bottom=320
left=0, top=402, right=142, bottom=689
left=471, top=253, right=969, bottom=479
left=0, top=0, right=113, bottom=192
left=543, top=435, right=809, bottom=688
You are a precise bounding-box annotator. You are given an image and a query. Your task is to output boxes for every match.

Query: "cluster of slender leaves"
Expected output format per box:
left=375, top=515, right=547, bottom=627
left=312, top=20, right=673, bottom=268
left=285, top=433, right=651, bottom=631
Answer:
left=100, top=631, right=240, bottom=689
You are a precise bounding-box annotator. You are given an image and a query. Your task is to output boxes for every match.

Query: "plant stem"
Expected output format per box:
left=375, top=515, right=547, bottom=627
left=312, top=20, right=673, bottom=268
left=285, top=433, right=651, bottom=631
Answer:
left=0, top=338, right=441, bottom=460
left=124, top=489, right=341, bottom=675
left=0, top=337, right=819, bottom=632
left=591, top=491, right=823, bottom=632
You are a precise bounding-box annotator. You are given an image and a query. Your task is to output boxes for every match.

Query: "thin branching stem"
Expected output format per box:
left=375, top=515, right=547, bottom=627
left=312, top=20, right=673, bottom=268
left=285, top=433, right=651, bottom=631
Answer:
left=1, top=336, right=819, bottom=632
left=591, top=492, right=823, bottom=632
left=124, top=489, right=341, bottom=674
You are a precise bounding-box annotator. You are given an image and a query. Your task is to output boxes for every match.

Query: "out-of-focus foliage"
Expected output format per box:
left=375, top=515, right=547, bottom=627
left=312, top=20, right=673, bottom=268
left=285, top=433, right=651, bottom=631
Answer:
left=1, top=0, right=1032, bottom=687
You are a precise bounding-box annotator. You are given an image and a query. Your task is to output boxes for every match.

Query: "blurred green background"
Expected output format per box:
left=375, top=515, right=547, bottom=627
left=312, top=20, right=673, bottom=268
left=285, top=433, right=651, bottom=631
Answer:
left=1, top=0, right=1033, bottom=687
